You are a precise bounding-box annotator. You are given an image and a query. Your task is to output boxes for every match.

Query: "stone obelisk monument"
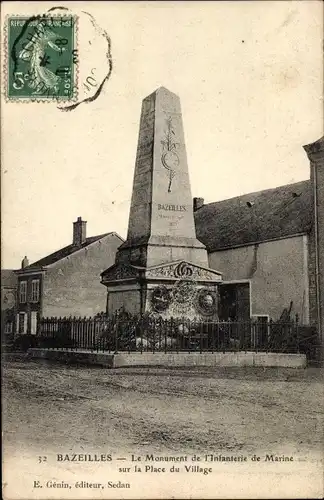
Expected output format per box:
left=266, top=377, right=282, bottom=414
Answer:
left=101, top=87, right=222, bottom=319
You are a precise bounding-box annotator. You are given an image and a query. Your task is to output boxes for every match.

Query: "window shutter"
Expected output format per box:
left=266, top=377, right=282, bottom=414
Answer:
left=31, top=312, right=37, bottom=335
left=23, top=313, right=28, bottom=334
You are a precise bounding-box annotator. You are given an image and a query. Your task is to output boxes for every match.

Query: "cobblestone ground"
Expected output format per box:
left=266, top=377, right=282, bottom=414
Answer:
left=2, top=359, right=324, bottom=458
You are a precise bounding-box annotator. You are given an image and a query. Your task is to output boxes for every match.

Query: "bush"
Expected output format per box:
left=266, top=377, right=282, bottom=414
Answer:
left=11, top=334, right=38, bottom=352
left=37, top=334, right=76, bottom=349
left=298, top=326, right=319, bottom=360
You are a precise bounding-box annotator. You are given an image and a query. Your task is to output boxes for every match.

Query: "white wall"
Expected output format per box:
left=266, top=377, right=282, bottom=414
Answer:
left=208, top=235, right=309, bottom=322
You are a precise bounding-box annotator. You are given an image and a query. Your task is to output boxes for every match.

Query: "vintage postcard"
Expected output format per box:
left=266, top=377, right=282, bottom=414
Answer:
left=1, top=1, right=323, bottom=499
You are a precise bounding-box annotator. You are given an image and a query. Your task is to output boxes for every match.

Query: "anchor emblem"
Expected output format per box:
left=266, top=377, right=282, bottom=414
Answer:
left=161, top=117, right=180, bottom=193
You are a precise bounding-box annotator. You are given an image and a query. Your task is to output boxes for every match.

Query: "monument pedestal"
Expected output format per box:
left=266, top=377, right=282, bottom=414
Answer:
left=101, top=260, right=222, bottom=320
left=116, top=235, right=208, bottom=268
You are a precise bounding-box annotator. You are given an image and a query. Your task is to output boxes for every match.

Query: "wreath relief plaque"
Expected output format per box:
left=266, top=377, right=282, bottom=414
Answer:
left=151, top=286, right=172, bottom=312
left=194, top=288, right=218, bottom=316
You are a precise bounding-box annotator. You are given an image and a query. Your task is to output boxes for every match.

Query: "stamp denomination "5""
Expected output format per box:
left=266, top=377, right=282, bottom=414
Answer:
left=5, top=14, right=77, bottom=101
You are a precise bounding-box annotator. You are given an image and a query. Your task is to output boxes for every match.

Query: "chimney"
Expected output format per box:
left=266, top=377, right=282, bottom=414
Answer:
left=73, top=217, right=87, bottom=246
left=21, top=256, right=29, bottom=269
left=193, top=197, right=204, bottom=212
left=304, top=136, right=324, bottom=366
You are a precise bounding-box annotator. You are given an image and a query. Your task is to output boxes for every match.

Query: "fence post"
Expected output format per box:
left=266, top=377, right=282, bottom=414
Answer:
left=255, top=320, right=258, bottom=354
left=62, top=317, right=67, bottom=351
left=105, top=316, right=110, bottom=353
left=209, top=320, right=213, bottom=353
left=268, top=319, right=273, bottom=352
left=295, top=314, right=300, bottom=353
left=139, top=315, right=143, bottom=354
left=127, top=316, right=131, bottom=354
left=36, top=314, right=41, bottom=337
left=228, top=320, right=232, bottom=352
left=52, top=318, right=56, bottom=349
left=84, top=317, right=88, bottom=350
left=157, top=316, right=162, bottom=351
left=221, top=320, right=225, bottom=353
left=199, top=318, right=202, bottom=354
left=216, top=321, right=220, bottom=352
left=173, top=317, right=178, bottom=354
left=71, top=317, right=76, bottom=350
left=114, top=311, right=119, bottom=354
left=69, top=317, right=73, bottom=350
left=152, top=316, right=156, bottom=354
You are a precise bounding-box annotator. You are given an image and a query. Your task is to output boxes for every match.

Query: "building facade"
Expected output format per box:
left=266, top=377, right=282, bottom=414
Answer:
left=304, top=137, right=324, bottom=361
left=15, top=217, right=124, bottom=334
left=194, top=137, right=324, bottom=359
left=1, top=270, right=17, bottom=340
left=195, top=180, right=312, bottom=322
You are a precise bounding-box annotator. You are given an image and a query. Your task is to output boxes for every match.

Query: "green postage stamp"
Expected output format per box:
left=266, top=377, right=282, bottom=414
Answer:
left=5, top=14, right=77, bottom=101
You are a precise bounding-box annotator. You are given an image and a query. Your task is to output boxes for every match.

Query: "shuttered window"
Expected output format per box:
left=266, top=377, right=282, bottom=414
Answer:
left=19, top=281, right=27, bottom=303
left=18, top=313, right=27, bottom=334
left=4, top=322, right=13, bottom=334
left=31, top=279, right=40, bottom=302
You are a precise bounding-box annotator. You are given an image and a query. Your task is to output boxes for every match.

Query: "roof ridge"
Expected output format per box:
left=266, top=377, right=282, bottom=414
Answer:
left=22, top=232, right=121, bottom=270
left=202, top=179, right=310, bottom=208
left=86, top=232, right=110, bottom=240
left=194, top=179, right=312, bottom=252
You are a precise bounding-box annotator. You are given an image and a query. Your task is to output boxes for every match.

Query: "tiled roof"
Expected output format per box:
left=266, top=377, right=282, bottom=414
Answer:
left=1, top=269, right=18, bottom=288
left=194, top=180, right=312, bottom=252
left=22, top=233, right=120, bottom=270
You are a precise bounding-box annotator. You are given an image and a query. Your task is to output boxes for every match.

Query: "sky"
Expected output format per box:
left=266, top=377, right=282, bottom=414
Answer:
left=1, top=0, right=323, bottom=269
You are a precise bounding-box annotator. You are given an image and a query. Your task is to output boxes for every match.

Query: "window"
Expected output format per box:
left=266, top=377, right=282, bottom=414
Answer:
left=19, top=281, right=27, bottom=303
left=4, top=322, right=13, bottom=334
left=31, top=279, right=40, bottom=302
left=18, top=313, right=27, bottom=334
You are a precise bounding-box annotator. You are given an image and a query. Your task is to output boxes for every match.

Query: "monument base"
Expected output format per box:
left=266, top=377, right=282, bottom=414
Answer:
left=116, top=236, right=209, bottom=268
left=27, top=348, right=307, bottom=369
left=101, top=260, right=222, bottom=320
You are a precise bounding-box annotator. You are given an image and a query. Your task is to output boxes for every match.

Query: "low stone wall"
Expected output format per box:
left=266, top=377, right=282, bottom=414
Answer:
left=27, top=348, right=306, bottom=368
left=114, top=351, right=306, bottom=368
left=28, top=348, right=114, bottom=368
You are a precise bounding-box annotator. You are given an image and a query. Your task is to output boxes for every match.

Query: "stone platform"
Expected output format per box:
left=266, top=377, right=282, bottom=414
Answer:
left=27, top=348, right=307, bottom=368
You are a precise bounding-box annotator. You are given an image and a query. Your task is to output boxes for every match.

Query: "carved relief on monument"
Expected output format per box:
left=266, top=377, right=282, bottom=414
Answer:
left=171, top=280, right=197, bottom=313
left=151, top=286, right=172, bottom=312
left=146, top=261, right=222, bottom=281
left=161, top=116, right=180, bottom=193
left=194, top=288, right=218, bottom=316
left=147, top=265, right=175, bottom=278
left=174, top=261, right=193, bottom=278
left=132, top=187, right=149, bottom=207
left=103, top=265, right=139, bottom=281
left=192, top=268, right=222, bottom=281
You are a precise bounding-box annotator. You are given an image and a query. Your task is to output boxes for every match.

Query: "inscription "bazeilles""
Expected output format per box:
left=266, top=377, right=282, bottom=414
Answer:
left=158, top=204, right=186, bottom=212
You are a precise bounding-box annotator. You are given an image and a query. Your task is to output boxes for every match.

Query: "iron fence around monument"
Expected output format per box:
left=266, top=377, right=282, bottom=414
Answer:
left=35, top=312, right=318, bottom=358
